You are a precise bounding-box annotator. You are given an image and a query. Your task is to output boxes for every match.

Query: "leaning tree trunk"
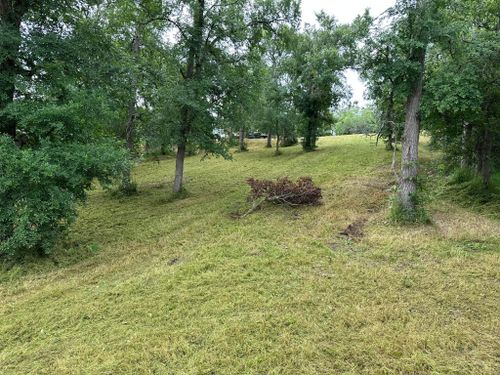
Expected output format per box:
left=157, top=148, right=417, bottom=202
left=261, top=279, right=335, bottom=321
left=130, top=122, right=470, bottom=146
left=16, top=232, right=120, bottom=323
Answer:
left=399, top=47, right=426, bottom=211
left=266, top=130, right=272, bottom=148
left=172, top=0, right=204, bottom=193
left=0, top=0, right=27, bottom=138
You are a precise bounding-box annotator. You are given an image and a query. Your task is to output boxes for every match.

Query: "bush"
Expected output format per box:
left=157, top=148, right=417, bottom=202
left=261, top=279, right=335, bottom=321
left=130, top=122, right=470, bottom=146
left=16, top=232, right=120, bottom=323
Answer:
left=0, top=136, right=131, bottom=259
left=280, top=133, right=298, bottom=147
left=247, top=177, right=322, bottom=205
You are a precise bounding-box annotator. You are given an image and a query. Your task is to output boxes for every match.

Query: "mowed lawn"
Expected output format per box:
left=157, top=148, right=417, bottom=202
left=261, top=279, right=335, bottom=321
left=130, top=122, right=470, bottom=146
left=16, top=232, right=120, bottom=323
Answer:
left=1, top=135, right=499, bottom=374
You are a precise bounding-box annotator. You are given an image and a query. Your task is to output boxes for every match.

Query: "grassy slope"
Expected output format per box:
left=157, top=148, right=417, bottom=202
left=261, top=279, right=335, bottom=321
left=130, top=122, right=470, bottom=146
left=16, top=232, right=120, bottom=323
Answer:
left=1, top=135, right=499, bottom=374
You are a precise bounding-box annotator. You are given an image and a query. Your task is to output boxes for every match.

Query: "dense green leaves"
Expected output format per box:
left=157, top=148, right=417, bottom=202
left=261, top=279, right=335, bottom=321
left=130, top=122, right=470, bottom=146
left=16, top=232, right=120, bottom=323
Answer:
left=334, top=106, right=376, bottom=135
left=360, top=0, right=499, bottom=210
left=0, top=1, right=133, bottom=258
left=288, top=12, right=370, bottom=151
left=0, top=134, right=131, bottom=258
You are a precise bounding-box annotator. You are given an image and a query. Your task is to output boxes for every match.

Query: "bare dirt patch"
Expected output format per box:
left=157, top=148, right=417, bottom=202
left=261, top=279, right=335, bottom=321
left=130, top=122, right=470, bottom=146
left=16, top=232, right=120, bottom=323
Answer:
left=339, top=219, right=367, bottom=239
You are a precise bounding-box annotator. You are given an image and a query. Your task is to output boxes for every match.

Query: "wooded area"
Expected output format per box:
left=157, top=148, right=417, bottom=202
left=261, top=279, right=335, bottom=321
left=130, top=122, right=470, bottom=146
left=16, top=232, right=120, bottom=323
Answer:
left=1, top=0, right=498, bottom=258
left=0, top=1, right=499, bottom=373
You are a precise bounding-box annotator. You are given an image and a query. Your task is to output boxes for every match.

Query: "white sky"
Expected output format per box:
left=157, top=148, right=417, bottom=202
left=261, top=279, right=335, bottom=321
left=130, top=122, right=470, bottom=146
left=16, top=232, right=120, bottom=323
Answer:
left=301, top=0, right=395, bottom=106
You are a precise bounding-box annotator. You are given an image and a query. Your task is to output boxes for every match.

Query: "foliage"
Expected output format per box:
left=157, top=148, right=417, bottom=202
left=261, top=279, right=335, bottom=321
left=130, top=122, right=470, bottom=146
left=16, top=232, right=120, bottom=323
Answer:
left=334, top=106, right=377, bottom=135
left=421, top=0, right=500, bottom=186
left=288, top=12, right=370, bottom=151
left=362, top=0, right=499, bottom=197
left=0, top=134, right=131, bottom=259
left=0, top=1, right=135, bottom=258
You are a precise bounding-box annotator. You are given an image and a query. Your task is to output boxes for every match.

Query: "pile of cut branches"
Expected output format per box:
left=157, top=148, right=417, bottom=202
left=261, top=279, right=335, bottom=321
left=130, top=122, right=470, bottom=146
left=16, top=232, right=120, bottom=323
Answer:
left=236, top=177, right=322, bottom=217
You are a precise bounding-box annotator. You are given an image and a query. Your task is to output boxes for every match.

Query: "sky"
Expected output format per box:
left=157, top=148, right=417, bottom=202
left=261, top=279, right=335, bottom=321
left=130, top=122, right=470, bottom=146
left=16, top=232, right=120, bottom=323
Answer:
left=301, top=0, right=395, bottom=106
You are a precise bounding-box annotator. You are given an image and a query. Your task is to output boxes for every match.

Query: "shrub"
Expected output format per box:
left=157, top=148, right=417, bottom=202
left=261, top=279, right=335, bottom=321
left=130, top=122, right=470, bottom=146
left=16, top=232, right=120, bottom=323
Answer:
left=0, top=136, right=131, bottom=259
left=280, top=133, right=298, bottom=147
left=247, top=177, right=322, bottom=205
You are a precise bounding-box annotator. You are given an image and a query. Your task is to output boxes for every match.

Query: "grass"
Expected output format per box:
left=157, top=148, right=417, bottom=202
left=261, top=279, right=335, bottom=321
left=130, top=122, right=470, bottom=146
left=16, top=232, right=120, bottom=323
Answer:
left=1, top=135, right=499, bottom=374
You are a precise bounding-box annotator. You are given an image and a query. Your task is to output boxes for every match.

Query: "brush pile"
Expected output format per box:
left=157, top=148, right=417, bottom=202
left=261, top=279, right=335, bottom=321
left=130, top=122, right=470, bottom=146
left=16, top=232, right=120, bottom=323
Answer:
left=246, top=177, right=322, bottom=206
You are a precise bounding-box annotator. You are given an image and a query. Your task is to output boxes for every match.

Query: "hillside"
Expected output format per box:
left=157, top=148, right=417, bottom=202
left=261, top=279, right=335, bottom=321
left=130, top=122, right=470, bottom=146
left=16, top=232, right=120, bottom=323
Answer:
left=1, top=136, right=499, bottom=374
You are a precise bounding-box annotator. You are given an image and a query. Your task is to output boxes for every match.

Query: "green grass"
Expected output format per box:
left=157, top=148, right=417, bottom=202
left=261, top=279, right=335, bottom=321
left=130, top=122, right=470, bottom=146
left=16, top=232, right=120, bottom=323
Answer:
left=1, top=135, right=499, bottom=374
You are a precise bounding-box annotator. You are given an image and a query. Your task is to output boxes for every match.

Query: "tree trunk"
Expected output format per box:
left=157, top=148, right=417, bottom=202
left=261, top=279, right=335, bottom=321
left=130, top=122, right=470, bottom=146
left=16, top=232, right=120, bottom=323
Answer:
left=173, top=143, right=186, bottom=193
left=172, top=0, right=204, bottom=193
left=124, top=33, right=141, bottom=153
left=266, top=130, right=272, bottom=148
left=303, top=117, right=316, bottom=151
left=275, top=133, right=280, bottom=154
left=478, top=127, right=492, bottom=187
left=125, top=96, right=137, bottom=152
left=239, top=127, right=245, bottom=152
left=399, top=47, right=426, bottom=211
left=0, top=0, right=27, bottom=138
left=460, top=122, right=473, bottom=168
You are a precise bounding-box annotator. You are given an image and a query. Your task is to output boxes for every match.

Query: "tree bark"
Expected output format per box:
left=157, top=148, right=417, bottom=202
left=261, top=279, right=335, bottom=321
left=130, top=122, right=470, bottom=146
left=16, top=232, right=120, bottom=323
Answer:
left=172, top=0, right=204, bottom=193
left=266, top=130, right=272, bottom=148
left=0, top=0, right=27, bottom=138
left=399, top=46, right=426, bottom=211
left=275, top=133, right=280, bottom=154
left=478, top=127, right=492, bottom=187
left=124, top=33, right=141, bottom=153
left=460, top=122, right=473, bottom=168
left=238, top=127, right=245, bottom=152
left=173, top=143, right=186, bottom=193
left=303, top=117, right=317, bottom=151
left=391, top=123, right=398, bottom=175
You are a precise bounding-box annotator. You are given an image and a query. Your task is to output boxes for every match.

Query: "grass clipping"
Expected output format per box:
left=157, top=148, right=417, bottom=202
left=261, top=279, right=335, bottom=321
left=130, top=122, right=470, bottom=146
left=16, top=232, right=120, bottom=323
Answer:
left=236, top=176, right=322, bottom=218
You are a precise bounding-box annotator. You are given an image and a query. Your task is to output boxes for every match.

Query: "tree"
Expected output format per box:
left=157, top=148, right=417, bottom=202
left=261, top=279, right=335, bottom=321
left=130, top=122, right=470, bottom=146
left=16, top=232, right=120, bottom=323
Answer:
left=104, top=0, right=158, bottom=154
left=259, top=25, right=298, bottom=154
left=143, top=0, right=299, bottom=193
left=0, top=0, right=33, bottom=137
left=422, top=0, right=499, bottom=187
left=364, top=0, right=443, bottom=214
left=334, top=106, right=377, bottom=135
left=0, top=1, right=133, bottom=258
left=289, top=12, right=369, bottom=151
left=398, top=1, right=428, bottom=212
left=359, top=18, right=407, bottom=150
